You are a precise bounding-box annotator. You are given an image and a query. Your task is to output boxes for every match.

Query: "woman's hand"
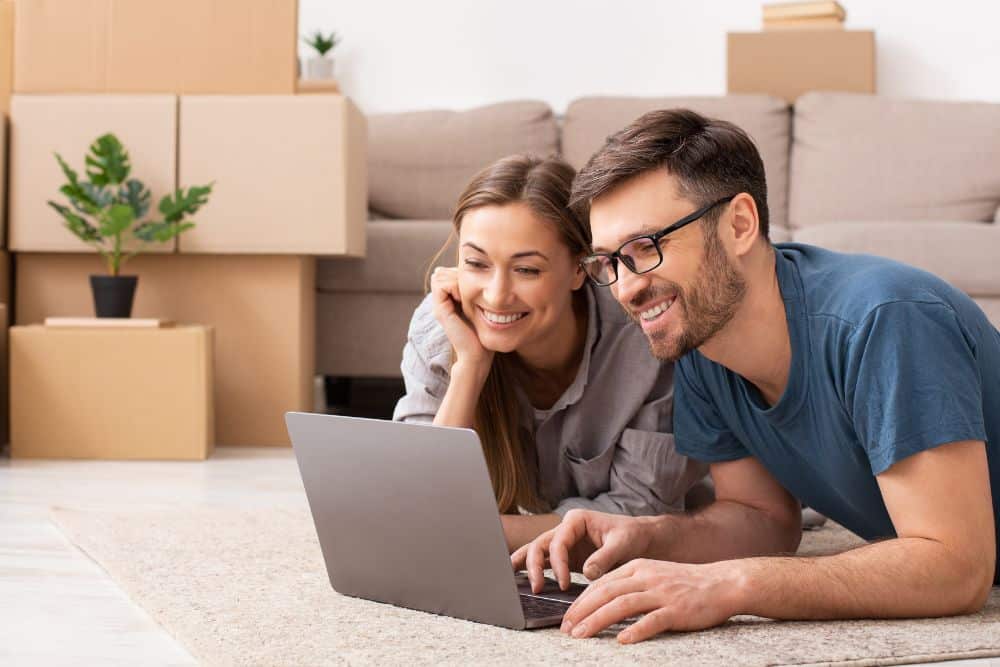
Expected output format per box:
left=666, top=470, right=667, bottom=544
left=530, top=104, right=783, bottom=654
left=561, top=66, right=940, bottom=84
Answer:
left=430, top=267, right=493, bottom=368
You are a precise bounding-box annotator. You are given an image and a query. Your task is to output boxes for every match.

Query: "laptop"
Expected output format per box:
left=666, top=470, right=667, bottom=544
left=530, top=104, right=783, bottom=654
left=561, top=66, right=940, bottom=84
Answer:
left=285, top=411, right=587, bottom=629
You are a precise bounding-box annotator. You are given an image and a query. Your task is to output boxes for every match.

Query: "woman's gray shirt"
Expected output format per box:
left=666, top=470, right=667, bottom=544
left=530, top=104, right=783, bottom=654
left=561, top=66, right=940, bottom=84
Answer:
left=392, top=284, right=707, bottom=516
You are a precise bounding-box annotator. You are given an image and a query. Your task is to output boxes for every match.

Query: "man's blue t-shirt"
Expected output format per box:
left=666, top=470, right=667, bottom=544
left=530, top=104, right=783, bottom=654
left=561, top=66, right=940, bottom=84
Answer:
left=674, top=243, right=1000, bottom=581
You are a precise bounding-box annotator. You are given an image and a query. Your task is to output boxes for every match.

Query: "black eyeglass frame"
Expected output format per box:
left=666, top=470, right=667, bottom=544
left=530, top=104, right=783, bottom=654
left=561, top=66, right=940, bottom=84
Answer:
left=580, top=195, right=737, bottom=286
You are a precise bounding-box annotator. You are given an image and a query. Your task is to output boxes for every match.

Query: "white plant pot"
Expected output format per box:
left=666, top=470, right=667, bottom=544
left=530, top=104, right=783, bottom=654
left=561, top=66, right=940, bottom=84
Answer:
left=304, top=56, right=335, bottom=80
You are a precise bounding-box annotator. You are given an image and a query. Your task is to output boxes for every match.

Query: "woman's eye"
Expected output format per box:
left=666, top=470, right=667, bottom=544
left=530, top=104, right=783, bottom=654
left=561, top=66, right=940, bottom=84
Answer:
left=463, top=259, right=487, bottom=269
left=515, top=267, right=541, bottom=276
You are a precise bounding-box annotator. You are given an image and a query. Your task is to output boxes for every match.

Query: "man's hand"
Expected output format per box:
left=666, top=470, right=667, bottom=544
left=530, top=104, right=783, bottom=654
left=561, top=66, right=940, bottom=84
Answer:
left=559, top=558, right=744, bottom=644
left=510, top=509, right=655, bottom=593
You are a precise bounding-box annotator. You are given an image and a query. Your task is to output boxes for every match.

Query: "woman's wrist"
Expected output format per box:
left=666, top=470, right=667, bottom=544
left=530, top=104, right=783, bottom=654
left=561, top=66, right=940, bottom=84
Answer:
left=451, top=356, right=493, bottom=387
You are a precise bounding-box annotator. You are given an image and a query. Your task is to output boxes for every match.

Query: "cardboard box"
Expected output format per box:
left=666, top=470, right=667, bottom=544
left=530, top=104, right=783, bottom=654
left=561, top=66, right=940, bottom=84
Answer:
left=0, top=1, right=12, bottom=115
left=13, top=0, right=297, bottom=95
left=178, top=95, right=367, bottom=256
left=15, top=253, right=315, bottom=446
left=727, top=30, right=875, bottom=103
left=8, top=95, right=178, bottom=253
left=0, top=303, right=8, bottom=446
left=11, top=324, right=213, bottom=459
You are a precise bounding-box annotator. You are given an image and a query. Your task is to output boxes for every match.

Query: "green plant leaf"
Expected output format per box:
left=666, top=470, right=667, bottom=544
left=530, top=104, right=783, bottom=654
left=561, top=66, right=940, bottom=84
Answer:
left=98, top=203, right=136, bottom=237
left=158, top=183, right=213, bottom=223
left=54, top=153, right=103, bottom=215
left=85, top=133, right=131, bottom=186
left=118, top=179, right=152, bottom=218
left=48, top=201, right=102, bottom=243
left=134, top=220, right=182, bottom=243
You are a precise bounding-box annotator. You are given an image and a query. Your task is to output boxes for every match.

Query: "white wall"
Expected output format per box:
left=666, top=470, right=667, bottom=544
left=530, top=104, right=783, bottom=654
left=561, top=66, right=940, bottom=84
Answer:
left=299, top=1, right=1000, bottom=114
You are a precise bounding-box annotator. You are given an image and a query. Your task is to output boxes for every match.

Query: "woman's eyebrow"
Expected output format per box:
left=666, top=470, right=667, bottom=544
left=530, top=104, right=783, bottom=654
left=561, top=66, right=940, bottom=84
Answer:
left=461, top=242, right=548, bottom=261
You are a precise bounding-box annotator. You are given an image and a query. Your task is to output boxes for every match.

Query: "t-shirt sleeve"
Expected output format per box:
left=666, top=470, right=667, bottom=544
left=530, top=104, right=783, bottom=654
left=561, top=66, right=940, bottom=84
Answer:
left=391, top=295, right=452, bottom=424
left=845, top=300, right=987, bottom=475
left=673, top=355, right=750, bottom=463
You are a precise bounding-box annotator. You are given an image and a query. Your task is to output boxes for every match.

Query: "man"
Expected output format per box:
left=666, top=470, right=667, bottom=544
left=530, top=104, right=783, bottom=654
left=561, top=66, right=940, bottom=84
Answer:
left=511, top=109, right=999, bottom=644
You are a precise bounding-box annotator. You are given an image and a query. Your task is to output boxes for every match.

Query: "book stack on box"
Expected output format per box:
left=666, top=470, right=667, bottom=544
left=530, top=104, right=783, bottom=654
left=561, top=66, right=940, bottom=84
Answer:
left=763, top=1, right=846, bottom=31
left=3, top=0, right=369, bottom=449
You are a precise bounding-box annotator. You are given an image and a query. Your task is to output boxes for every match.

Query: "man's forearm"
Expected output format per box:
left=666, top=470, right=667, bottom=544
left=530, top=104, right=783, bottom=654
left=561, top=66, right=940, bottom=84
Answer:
left=644, top=499, right=801, bottom=564
left=731, top=536, right=993, bottom=619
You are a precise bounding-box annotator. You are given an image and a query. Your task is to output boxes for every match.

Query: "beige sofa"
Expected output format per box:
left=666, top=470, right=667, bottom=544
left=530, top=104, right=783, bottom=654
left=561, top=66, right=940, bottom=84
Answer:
left=317, top=92, right=1000, bottom=381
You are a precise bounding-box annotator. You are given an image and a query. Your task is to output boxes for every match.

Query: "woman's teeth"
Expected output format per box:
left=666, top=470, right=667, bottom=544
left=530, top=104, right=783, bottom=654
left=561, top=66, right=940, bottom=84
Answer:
left=481, top=309, right=526, bottom=324
left=640, top=298, right=675, bottom=321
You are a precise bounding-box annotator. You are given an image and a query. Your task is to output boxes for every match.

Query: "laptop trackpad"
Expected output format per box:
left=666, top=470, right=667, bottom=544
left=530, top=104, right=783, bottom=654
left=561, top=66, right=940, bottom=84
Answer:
left=515, top=572, right=587, bottom=603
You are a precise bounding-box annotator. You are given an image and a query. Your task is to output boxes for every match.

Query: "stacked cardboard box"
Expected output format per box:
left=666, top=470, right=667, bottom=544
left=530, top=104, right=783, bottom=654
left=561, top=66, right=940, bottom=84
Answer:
left=0, top=1, right=12, bottom=114
left=6, top=0, right=369, bottom=449
left=11, top=324, right=214, bottom=459
left=13, top=0, right=298, bottom=95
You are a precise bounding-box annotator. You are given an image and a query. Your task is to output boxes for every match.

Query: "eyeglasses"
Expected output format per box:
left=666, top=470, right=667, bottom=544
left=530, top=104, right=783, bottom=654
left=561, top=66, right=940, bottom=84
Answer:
left=579, top=195, right=736, bottom=286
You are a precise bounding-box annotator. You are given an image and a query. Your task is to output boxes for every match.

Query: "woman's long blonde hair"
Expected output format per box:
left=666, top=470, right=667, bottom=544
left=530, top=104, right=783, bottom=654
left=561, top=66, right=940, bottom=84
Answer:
left=428, top=155, right=591, bottom=513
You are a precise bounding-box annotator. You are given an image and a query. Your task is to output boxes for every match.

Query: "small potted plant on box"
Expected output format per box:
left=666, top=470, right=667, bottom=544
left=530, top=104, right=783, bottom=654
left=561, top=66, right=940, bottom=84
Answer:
left=47, top=133, right=213, bottom=318
left=302, top=30, right=340, bottom=79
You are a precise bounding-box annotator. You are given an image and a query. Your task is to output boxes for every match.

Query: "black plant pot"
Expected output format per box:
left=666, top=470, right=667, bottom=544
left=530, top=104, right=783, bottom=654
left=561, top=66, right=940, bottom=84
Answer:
left=90, top=275, right=138, bottom=318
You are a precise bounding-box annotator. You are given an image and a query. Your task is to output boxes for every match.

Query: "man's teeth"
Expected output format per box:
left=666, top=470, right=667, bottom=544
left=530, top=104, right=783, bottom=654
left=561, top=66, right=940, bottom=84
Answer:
left=640, top=298, right=675, bottom=321
left=482, top=309, right=526, bottom=324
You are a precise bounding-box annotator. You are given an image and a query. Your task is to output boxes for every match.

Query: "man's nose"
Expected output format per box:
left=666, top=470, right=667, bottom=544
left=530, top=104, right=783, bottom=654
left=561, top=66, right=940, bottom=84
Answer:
left=612, top=263, right=651, bottom=309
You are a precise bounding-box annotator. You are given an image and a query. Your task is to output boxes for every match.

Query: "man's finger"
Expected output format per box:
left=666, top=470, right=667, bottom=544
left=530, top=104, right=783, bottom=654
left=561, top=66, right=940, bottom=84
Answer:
left=561, top=570, right=643, bottom=633
left=617, top=607, right=676, bottom=644
left=581, top=528, right=633, bottom=581
left=523, top=534, right=552, bottom=594
left=568, top=591, right=658, bottom=639
left=548, top=517, right=589, bottom=590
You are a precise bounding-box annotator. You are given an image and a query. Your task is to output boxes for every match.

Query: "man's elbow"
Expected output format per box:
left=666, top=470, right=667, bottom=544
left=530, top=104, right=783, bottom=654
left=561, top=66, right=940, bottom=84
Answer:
left=952, top=552, right=995, bottom=615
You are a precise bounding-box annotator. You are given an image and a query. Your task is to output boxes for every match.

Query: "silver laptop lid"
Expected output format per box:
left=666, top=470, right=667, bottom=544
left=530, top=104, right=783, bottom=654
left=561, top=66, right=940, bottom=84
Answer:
left=286, top=412, right=526, bottom=629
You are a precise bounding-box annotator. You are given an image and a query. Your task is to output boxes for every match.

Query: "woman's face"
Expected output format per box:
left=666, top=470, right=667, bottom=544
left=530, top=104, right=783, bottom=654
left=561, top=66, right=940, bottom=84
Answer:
left=458, top=202, right=585, bottom=355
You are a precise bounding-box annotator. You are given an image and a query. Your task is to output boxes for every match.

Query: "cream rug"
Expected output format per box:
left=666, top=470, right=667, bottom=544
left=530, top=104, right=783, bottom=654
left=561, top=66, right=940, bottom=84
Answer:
left=51, top=506, right=1000, bottom=667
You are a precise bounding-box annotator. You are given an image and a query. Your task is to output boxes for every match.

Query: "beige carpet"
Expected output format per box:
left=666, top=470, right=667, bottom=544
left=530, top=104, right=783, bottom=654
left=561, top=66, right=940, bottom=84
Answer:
left=51, top=505, right=1000, bottom=667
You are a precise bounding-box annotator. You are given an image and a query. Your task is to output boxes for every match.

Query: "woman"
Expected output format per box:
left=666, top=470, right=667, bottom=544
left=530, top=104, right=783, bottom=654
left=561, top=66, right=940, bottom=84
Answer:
left=393, top=155, right=708, bottom=551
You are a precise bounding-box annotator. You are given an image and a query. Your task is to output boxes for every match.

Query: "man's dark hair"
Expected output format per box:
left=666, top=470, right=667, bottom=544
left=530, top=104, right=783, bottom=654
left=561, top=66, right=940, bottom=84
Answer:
left=570, top=109, right=770, bottom=240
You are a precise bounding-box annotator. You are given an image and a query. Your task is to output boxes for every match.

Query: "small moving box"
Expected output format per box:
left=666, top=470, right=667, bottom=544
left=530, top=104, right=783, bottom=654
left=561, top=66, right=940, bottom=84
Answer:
left=13, top=0, right=298, bottom=95
left=727, top=30, right=875, bottom=103
left=11, top=324, right=214, bottom=459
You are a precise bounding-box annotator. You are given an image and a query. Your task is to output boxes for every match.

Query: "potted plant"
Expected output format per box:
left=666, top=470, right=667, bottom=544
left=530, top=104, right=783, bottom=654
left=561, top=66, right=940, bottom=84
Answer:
left=47, top=133, right=213, bottom=318
left=302, top=30, right=340, bottom=80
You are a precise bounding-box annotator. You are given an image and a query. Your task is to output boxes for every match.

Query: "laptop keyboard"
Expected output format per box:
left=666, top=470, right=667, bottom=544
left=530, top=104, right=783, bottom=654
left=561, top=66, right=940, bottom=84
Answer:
left=520, top=594, right=571, bottom=619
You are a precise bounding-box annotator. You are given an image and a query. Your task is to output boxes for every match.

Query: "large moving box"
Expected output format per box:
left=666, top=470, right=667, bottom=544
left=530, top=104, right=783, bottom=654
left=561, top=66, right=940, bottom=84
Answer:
left=11, top=324, right=214, bottom=459
left=13, top=0, right=298, bottom=95
left=15, top=253, right=315, bottom=446
left=178, top=95, right=367, bottom=255
left=727, top=30, right=875, bottom=103
left=0, top=1, right=12, bottom=114
left=8, top=95, right=178, bottom=253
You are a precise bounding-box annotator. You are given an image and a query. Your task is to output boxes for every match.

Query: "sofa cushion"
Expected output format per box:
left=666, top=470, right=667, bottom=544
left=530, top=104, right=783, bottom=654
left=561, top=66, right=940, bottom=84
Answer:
left=562, top=95, right=792, bottom=232
left=792, top=221, right=1000, bottom=296
left=790, top=93, right=1000, bottom=228
left=367, top=101, right=559, bottom=220
left=317, top=220, right=456, bottom=293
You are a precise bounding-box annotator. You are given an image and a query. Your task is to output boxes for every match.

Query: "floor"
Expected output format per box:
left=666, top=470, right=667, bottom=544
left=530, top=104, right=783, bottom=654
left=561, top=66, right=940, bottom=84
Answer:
left=1, top=448, right=998, bottom=667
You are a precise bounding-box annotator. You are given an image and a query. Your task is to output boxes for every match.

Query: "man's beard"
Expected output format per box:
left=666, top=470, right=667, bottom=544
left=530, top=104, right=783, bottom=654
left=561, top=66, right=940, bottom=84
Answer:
left=627, top=227, right=747, bottom=362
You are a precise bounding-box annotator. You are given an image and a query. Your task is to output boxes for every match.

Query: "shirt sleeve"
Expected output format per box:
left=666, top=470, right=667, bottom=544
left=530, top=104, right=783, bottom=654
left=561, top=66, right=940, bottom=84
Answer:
left=845, top=300, right=986, bottom=475
left=672, top=355, right=750, bottom=463
left=391, top=296, right=452, bottom=424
